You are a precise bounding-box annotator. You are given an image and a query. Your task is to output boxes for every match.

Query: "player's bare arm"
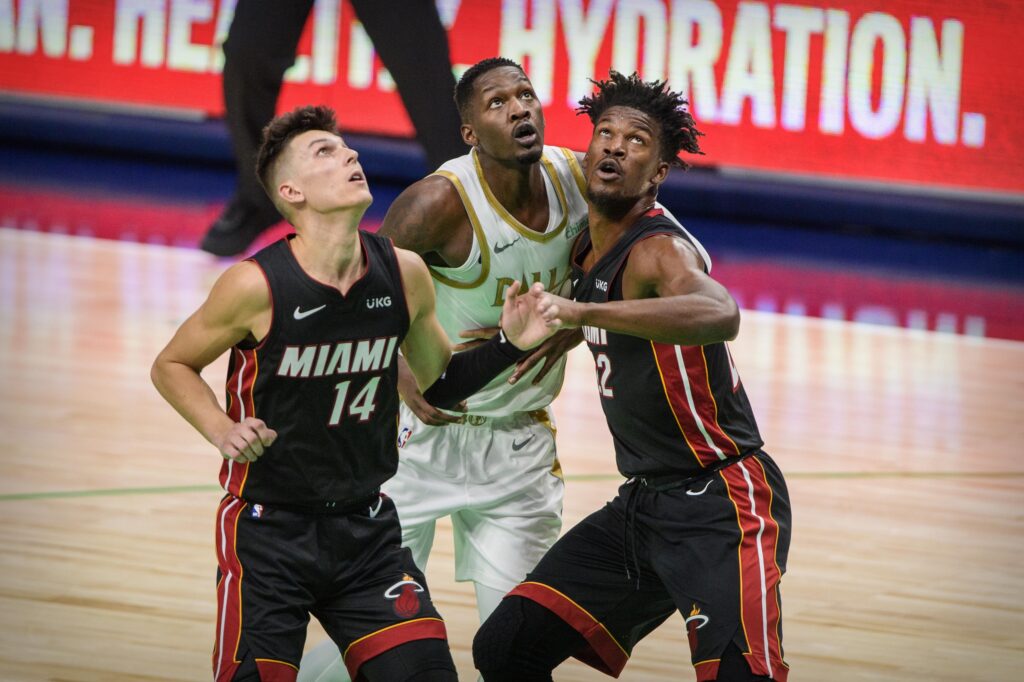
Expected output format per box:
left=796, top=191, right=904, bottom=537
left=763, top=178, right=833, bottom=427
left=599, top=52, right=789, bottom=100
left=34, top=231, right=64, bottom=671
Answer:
left=378, top=175, right=473, bottom=267
left=534, top=234, right=739, bottom=346
left=151, top=262, right=278, bottom=462
left=395, top=247, right=454, bottom=390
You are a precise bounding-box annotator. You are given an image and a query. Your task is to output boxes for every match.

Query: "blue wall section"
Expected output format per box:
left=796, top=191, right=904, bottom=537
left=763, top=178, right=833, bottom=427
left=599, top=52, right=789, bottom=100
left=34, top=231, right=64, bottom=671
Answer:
left=2, top=98, right=1022, bottom=252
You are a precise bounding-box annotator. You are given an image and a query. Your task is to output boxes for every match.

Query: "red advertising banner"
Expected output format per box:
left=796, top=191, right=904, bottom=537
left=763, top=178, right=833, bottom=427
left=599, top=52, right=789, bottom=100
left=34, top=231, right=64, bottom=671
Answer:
left=2, top=0, right=1022, bottom=197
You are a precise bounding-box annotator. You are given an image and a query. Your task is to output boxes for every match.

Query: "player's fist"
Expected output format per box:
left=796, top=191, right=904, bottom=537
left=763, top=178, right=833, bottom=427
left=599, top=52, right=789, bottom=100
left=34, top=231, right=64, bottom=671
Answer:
left=215, top=418, right=277, bottom=463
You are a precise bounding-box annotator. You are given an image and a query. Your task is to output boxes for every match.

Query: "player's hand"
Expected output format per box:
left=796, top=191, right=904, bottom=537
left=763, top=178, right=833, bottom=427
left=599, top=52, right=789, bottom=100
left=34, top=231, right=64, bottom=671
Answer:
left=531, top=289, right=586, bottom=330
left=397, top=357, right=465, bottom=426
left=509, top=328, right=585, bottom=385
left=214, top=417, right=277, bottom=463
left=500, top=281, right=557, bottom=350
left=453, top=326, right=500, bottom=352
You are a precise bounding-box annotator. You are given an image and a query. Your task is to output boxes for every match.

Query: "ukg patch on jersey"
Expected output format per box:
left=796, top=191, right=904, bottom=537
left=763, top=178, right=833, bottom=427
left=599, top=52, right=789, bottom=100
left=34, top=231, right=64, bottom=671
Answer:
left=384, top=574, right=424, bottom=618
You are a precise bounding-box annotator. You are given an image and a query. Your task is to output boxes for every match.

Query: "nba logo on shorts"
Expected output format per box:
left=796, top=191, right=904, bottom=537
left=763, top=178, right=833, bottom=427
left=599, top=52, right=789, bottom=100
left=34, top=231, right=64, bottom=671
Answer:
left=251, top=504, right=263, bottom=519
left=397, top=426, right=412, bottom=448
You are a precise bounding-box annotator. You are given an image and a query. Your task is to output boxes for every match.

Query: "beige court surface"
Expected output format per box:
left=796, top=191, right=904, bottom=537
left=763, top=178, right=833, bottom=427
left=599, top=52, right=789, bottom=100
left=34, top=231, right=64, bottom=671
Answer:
left=1, top=229, right=1022, bottom=681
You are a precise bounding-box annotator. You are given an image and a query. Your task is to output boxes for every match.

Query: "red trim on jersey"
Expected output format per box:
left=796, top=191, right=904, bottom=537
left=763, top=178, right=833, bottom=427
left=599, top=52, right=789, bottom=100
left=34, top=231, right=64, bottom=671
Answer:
left=508, top=582, right=629, bottom=677
left=680, top=346, right=741, bottom=456
left=644, top=207, right=664, bottom=218
left=213, top=496, right=247, bottom=682
left=243, top=257, right=274, bottom=352
left=255, top=659, right=298, bottom=681
left=720, top=459, right=787, bottom=682
left=650, top=342, right=725, bottom=468
left=219, top=347, right=259, bottom=496
left=694, top=658, right=722, bottom=682
left=342, top=618, right=448, bottom=679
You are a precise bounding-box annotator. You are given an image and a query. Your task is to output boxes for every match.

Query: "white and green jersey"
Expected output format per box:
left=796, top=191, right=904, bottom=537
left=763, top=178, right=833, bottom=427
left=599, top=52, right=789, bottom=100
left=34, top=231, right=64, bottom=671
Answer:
left=430, top=145, right=589, bottom=416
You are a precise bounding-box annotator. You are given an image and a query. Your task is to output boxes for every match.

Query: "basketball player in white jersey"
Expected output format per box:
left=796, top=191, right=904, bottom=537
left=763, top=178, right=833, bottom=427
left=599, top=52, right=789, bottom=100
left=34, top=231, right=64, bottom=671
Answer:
left=297, top=58, right=709, bottom=681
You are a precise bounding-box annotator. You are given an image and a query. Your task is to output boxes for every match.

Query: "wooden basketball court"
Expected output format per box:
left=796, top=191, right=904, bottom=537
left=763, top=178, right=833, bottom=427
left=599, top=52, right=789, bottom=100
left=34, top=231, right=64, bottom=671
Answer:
left=1, top=229, right=1021, bottom=680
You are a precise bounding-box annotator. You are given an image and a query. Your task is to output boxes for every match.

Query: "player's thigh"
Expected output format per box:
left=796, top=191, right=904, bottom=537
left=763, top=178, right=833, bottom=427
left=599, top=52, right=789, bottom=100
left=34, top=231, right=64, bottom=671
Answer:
left=506, top=502, right=676, bottom=675
left=216, top=499, right=317, bottom=679
left=356, top=637, right=456, bottom=682
left=449, top=469, right=562, bottom=589
left=384, top=406, right=470, bottom=526
left=313, top=498, right=449, bottom=680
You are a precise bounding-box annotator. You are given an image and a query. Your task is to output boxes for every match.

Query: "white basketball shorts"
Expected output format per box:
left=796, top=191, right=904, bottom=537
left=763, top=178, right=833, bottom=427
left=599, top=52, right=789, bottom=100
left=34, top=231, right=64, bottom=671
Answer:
left=383, top=402, right=564, bottom=593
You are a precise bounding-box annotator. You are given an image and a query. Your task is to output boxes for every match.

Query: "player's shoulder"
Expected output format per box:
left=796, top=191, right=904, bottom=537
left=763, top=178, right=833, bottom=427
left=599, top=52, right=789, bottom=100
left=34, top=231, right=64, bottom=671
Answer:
left=205, top=259, right=270, bottom=318
left=392, top=246, right=432, bottom=282
left=627, top=223, right=705, bottom=276
left=380, top=173, right=468, bottom=252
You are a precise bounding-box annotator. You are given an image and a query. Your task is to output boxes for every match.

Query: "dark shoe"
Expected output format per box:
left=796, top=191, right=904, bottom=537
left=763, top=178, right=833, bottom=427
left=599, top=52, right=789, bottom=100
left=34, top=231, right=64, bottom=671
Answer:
left=200, top=199, right=282, bottom=257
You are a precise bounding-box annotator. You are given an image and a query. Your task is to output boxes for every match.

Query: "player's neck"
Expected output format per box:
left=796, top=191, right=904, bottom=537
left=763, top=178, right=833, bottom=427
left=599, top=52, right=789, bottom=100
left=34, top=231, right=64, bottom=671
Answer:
left=478, top=154, right=548, bottom=221
left=290, top=210, right=366, bottom=294
left=587, top=200, right=655, bottom=260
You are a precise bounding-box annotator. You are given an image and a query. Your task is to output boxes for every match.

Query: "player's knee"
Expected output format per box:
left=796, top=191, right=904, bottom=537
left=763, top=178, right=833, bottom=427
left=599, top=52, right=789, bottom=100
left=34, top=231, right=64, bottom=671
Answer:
left=472, top=600, right=521, bottom=678
left=356, top=638, right=455, bottom=682
left=473, top=597, right=560, bottom=682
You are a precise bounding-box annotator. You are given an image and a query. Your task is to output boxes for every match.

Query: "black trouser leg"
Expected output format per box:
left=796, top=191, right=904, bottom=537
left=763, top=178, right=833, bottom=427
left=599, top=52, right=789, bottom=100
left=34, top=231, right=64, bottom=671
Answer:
left=351, top=0, right=467, bottom=169
left=221, top=0, right=314, bottom=209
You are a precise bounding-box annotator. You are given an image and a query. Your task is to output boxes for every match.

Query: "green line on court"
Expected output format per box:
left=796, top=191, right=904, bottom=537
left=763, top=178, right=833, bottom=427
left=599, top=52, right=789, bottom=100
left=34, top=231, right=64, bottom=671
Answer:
left=0, top=484, right=221, bottom=502
left=2, top=470, right=1023, bottom=502
left=570, top=471, right=1024, bottom=481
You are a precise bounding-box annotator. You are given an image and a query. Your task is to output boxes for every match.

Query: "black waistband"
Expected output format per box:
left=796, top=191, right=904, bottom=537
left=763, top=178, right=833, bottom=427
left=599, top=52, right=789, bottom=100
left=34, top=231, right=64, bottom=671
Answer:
left=628, top=450, right=759, bottom=492
left=242, top=490, right=381, bottom=516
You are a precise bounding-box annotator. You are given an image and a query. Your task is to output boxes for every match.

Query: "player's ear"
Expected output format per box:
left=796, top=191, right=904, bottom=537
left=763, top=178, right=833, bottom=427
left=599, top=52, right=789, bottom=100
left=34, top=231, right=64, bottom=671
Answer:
left=650, top=161, right=670, bottom=188
left=461, top=123, right=477, bottom=148
left=278, top=181, right=303, bottom=207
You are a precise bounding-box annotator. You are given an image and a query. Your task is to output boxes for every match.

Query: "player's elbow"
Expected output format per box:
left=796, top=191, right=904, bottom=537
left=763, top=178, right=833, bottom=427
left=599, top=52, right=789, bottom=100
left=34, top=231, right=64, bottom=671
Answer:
left=721, top=302, right=741, bottom=341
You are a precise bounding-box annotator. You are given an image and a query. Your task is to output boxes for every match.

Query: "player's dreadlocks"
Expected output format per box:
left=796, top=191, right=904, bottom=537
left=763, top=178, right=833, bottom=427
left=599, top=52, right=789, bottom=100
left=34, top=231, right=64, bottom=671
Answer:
left=454, top=57, right=526, bottom=121
left=577, top=71, right=704, bottom=169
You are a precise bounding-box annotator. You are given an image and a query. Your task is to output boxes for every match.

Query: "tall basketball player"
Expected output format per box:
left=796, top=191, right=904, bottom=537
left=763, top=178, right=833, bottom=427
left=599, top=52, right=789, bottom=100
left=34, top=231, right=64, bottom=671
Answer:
left=298, top=58, right=712, bottom=682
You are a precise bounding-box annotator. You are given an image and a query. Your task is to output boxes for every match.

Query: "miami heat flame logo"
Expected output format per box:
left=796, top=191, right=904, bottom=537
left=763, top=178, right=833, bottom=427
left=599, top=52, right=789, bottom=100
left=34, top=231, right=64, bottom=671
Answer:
left=384, top=574, right=424, bottom=618
left=685, top=604, right=710, bottom=654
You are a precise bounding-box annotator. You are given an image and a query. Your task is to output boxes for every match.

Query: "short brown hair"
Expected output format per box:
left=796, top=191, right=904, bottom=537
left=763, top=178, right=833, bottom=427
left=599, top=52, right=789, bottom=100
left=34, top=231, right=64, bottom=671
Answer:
left=255, top=105, right=341, bottom=200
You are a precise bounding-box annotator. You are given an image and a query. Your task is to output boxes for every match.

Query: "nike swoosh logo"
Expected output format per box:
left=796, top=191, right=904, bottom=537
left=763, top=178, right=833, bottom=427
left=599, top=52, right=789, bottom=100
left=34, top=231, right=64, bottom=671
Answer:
left=293, top=304, right=327, bottom=320
left=686, top=480, right=714, bottom=496
left=368, top=495, right=384, bottom=518
left=494, top=237, right=521, bottom=253
left=511, top=434, right=535, bottom=451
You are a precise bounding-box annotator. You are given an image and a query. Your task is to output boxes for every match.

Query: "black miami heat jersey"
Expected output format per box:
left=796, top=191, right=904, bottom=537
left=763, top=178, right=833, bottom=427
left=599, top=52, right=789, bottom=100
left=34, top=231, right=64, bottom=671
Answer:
left=572, top=211, right=763, bottom=477
left=219, top=232, right=409, bottom=506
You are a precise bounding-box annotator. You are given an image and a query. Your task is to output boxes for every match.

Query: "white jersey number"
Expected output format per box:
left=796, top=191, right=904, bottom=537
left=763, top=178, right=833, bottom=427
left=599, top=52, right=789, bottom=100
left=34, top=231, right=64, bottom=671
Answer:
left=595, top=353, right=614, bottom=398
left=329, top=377, right=381, bottom=425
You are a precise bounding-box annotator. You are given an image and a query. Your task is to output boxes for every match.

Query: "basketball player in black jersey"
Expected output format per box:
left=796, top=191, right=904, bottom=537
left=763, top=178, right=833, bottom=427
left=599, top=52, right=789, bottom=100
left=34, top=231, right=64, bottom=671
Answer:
left=472, top=73, right=792, bottom=682
left=151, top=105, right=553, bottom=682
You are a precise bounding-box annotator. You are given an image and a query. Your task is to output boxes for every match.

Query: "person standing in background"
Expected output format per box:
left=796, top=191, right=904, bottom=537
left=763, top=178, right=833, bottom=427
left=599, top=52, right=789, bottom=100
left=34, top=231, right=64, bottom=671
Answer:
left=201, top=0, right=466, bottom=257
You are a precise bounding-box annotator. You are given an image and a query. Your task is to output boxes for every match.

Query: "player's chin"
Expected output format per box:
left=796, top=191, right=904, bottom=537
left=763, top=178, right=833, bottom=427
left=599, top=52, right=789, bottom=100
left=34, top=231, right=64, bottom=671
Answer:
left=515, top=148, right=543, bottom=166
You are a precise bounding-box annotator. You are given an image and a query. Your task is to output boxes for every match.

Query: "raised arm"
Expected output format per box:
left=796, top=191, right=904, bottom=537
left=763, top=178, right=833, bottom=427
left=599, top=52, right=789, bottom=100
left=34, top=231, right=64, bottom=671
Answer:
left=150, top=262, right=277, bottom=462
left=535, top=234, right=738, bottom=346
